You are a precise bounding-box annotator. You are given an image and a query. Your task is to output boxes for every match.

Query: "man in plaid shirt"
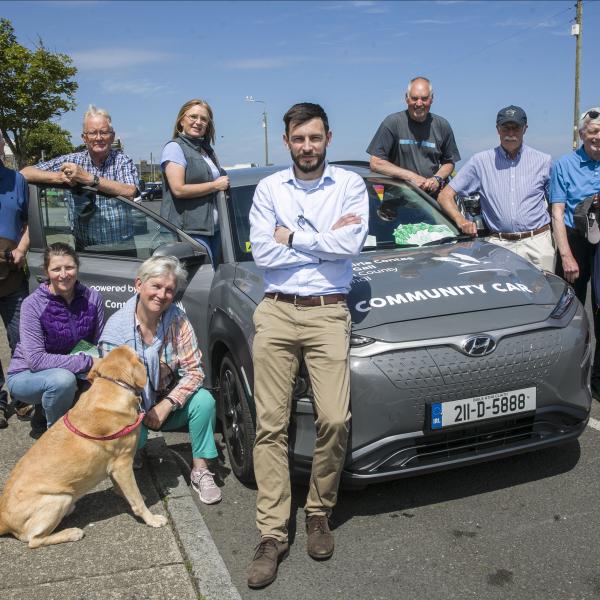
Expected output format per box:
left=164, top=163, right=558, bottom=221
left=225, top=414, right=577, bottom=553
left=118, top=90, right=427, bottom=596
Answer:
left=21, top=105, right=140, bottom=247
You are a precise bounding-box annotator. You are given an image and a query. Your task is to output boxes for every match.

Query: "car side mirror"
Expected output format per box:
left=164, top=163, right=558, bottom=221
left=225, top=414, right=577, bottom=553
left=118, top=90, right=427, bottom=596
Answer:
left=153, top=241, right=207, bottom=266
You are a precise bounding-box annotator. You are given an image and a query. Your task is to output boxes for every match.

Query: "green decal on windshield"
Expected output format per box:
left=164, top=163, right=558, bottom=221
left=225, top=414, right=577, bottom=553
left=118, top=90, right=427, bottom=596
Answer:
left=393, top=223, right=454, bottom=246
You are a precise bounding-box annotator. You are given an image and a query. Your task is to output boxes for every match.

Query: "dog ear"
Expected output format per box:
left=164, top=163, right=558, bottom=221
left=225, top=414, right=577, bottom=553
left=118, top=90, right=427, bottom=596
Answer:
left=133, top=359, right=147, bottom=390
left=87, top=358, right=102, bottom=382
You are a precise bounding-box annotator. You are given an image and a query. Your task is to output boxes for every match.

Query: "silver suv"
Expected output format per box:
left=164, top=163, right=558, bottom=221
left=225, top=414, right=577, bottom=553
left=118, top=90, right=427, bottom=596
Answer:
left=26, top=162, right=591, bottom=486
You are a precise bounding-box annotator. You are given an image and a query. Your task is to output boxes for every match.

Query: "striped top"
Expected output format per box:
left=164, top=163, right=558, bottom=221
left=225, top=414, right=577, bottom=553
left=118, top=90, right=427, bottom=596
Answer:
left=450, top=144, right=551, bottom=233
left=100, top=311, right=204, bottom=409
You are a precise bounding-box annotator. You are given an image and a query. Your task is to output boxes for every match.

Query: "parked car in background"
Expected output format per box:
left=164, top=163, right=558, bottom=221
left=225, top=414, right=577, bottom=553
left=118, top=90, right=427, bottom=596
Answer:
left=25, top=163, right=591, bottom=487
left=141, top=181, right=162, bottom=201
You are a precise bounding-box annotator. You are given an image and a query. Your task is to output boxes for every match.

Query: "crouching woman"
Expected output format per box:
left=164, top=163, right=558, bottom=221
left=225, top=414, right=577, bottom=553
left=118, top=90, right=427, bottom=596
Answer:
left=7, top=243, right=104, bottom=428
left=99, top=255, right=222, bottom=505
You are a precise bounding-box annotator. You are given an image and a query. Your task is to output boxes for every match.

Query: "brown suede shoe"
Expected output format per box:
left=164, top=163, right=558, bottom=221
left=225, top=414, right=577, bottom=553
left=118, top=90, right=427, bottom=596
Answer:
left=306, top=515, right=334, bottom=560
left=247, top=537, right=289, bottom=589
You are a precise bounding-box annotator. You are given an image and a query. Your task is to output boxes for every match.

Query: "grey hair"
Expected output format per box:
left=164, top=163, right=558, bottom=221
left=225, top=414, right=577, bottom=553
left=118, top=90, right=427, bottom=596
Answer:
left=83, top=105, right=113, bottom=131
left=136, top=255, right=188, bottom=292
left=406, top=76, right=433, bottom=98
left=579, top=107, right=600, bottom=136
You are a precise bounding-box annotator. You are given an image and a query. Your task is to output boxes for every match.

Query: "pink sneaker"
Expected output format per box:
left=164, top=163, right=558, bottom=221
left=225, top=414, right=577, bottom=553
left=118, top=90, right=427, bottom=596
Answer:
left=190, top=468, right=222, bottom=504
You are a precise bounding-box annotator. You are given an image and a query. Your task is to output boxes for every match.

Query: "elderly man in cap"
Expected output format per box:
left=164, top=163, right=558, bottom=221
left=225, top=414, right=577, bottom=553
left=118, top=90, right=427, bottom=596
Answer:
left=438, top=105, right=554, bottom=271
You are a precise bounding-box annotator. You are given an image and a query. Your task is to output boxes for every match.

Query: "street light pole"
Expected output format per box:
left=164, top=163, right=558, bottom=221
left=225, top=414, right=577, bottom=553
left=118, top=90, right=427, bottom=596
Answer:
left=245, top=95, right=270, bottom=166
left=571, top=0, right=583, bottom=150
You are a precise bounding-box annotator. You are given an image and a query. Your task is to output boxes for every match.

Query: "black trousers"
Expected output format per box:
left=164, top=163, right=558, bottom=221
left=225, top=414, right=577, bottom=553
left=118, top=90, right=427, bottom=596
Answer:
left=555, top=225, right=600, bottom=380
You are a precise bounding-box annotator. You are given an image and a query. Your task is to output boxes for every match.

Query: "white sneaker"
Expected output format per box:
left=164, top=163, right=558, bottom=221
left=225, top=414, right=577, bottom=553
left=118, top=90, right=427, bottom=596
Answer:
left=190, top=468, right=222, bottom=504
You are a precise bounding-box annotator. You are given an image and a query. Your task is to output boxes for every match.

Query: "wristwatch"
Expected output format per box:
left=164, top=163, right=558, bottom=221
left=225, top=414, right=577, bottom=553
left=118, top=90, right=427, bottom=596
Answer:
left=91, top=174, right=100, bottom=189
left=433, top=175, right=444, bottom=187
left=164, top=397, right=178, bottom=412
left=288, top=232, right=295, bottom=248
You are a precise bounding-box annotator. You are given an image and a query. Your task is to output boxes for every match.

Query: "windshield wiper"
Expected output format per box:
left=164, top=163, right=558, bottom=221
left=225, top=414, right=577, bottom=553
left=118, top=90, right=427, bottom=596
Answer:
left=421, top=234, right=472, bottom=246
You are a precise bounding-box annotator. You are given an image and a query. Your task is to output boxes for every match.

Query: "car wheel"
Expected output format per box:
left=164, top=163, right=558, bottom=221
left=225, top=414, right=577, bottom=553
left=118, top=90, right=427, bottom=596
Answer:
left=219, top=353, right=255, bottom=482
left=148, top=193, right=154, bottom=201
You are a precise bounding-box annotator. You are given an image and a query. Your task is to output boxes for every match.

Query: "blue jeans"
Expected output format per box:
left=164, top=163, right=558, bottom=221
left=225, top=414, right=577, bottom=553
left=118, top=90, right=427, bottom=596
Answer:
left=190, top=230, right=221, bottom=267
left=7, top=368, right=77, bottom=427
left=0, top=280, right=28, bottom=409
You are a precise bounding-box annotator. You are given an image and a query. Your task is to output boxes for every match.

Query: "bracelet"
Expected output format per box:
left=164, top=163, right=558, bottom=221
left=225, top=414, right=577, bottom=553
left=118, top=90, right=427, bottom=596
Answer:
left=164, top=397, right=178, bottom=412
left=288, top=232, right=294, bottom=248
left=433, top=175, right=444, bottom=186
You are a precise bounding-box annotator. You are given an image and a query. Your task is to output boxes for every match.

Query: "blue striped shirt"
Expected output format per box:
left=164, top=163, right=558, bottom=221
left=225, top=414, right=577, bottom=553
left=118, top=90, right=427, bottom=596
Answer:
left=249, top=163, right=369, bottom=295
left=450, top=144, right=551, bottom=233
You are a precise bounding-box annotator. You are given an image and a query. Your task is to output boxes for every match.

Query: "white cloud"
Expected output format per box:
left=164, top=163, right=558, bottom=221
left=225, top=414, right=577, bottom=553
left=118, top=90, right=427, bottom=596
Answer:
left=72, top=48, right=172, bottom=70
left=222, top=56, right=308, bottom=69
left=101, top=80, right=167, bottom=96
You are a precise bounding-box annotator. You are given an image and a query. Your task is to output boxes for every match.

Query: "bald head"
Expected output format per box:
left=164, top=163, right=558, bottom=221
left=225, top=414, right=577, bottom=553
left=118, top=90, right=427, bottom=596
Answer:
left=405, top=77, right=434, bottom=123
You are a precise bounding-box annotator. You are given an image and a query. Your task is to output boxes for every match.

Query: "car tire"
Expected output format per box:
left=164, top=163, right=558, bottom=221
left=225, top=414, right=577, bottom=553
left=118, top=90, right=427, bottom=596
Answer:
left=219, top=353, right=255, bottom=483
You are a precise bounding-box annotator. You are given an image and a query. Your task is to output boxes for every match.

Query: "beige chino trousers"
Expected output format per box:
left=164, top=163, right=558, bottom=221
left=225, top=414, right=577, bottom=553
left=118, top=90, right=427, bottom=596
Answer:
left=485, top=229, right=556, bottom=272
left=252, top=297, right=352, bottom=542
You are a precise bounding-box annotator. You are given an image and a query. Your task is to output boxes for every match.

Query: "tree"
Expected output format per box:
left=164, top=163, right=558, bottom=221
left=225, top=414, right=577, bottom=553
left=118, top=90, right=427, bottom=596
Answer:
left=20, top=121, right=74, bottom=165
left=0, top=18, right=78, bottom=168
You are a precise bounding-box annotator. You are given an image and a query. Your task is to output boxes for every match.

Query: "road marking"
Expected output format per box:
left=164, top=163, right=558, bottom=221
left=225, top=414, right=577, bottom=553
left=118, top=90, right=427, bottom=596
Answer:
left=588, top=417, right=600, bottom=431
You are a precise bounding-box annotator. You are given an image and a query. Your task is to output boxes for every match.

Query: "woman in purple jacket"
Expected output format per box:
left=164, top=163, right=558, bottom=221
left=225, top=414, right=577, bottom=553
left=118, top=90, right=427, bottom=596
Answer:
left=7, top=243, right=104, bottom=430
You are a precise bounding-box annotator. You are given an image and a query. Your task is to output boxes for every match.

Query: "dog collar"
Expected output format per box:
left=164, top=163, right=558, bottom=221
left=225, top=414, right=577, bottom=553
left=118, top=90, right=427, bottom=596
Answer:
left=97, top=374, right=143, bottom=395
left=63, top=410, right=145, bottom=441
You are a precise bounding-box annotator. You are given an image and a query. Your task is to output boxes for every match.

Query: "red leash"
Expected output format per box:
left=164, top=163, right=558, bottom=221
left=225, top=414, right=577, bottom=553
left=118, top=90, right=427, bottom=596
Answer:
left=63, top=410, right=145, bottom=441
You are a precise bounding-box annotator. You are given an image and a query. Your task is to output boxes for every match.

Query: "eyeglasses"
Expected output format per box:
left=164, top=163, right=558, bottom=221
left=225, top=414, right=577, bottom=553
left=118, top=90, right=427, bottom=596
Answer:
left=584, top=110, right=600, bottom=120
left=184, top=114, right=208, bottom=123
left=84, top=130, right=113, bottom=138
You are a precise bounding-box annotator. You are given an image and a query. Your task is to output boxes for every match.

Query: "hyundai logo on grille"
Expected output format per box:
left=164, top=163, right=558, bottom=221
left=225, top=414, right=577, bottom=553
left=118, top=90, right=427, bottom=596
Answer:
left=461, top=335, right=496, bottom=356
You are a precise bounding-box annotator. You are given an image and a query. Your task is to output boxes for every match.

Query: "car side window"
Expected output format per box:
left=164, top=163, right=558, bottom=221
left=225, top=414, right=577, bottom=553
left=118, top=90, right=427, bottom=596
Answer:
left=38, top=186, right=180, bottom=259
left=227, top=185, right=255, bottom=262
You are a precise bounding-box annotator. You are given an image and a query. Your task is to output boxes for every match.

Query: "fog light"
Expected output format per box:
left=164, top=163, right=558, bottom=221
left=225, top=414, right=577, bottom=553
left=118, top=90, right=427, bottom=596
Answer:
left=350, top=334, right=375, bottom=347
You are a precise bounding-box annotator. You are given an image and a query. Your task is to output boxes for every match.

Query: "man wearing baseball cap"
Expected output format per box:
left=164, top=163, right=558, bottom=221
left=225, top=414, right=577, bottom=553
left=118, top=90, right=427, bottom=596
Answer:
left=438, top=105, right=554, bottom=271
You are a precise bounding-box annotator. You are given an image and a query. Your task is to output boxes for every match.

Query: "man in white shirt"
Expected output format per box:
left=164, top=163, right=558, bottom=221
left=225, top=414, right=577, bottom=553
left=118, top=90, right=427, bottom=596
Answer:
left=247, top=103, right=369, bottom=589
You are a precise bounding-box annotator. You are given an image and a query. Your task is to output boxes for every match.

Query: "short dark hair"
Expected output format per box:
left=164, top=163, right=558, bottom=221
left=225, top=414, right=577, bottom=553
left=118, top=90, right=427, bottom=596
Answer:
left=43, top=242, right=80, bottom=273
left=283, top=103, right=329, bottom=136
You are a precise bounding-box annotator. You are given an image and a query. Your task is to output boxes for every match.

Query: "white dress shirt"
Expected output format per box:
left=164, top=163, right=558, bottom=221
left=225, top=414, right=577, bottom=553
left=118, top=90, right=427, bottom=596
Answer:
left=249, top=163, right=369, bottom=295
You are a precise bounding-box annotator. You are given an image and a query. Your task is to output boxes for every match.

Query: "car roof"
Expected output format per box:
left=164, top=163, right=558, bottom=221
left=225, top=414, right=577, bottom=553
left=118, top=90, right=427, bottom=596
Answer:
left=226, top=160, right=388, bottom=187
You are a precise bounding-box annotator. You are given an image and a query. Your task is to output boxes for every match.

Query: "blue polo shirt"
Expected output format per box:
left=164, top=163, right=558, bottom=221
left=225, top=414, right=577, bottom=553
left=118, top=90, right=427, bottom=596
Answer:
left=0, top=161, right=29, bottom=243
left=550, top=146, right=600, bottom=228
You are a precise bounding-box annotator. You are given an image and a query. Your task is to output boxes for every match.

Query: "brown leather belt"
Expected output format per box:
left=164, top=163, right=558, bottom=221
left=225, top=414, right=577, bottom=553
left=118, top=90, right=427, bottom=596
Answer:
left=265, top=292, right=347, bottom=306
left=490, top=223, right=550, bottom=241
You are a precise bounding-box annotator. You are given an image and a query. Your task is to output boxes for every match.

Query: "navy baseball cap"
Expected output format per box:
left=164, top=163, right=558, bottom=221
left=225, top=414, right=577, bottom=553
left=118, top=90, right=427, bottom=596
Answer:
left=496, top=105, right=527, bottom=126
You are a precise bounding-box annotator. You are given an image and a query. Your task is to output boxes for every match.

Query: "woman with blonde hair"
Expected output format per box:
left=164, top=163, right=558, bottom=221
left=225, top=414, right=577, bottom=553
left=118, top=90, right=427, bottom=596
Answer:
left=160, top=99, right=229, bottom=263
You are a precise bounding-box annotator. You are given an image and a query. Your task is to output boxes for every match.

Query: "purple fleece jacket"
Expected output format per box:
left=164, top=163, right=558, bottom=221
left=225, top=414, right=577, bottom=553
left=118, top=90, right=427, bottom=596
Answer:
left=8, top=281, right=104, bottom=376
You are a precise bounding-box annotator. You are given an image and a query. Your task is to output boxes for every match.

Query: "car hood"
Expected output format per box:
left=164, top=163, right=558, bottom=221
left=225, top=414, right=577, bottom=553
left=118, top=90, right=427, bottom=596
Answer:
left=233, top=240, right=560, bottom=331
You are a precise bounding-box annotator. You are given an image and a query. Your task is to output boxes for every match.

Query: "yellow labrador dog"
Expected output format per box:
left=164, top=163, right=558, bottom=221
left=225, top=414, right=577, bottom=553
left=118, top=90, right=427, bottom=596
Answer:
left=0, top=345, right=167, bottom=548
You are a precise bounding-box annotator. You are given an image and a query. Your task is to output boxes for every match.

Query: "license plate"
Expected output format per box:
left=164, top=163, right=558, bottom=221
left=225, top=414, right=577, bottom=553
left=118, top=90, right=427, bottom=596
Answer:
left=430, top=387, right=536, bottom=430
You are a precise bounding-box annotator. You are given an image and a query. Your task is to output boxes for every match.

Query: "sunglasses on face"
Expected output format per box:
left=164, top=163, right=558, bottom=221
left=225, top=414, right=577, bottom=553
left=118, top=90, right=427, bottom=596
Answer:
left=584, top=110, right=600, bottom=120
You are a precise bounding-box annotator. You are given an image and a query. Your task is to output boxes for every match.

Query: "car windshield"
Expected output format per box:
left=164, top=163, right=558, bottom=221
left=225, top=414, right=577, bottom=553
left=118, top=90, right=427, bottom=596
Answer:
left=227, top=175, right=460, bottom=262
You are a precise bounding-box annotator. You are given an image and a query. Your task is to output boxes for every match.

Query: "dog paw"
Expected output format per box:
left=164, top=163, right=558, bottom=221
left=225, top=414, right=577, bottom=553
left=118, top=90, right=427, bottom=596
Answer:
left=146, top=514, right=168, bottom=528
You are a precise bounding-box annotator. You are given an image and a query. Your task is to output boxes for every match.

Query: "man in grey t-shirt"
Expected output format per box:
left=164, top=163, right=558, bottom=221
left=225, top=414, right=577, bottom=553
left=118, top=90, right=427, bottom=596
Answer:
left=367, top=76, right=460, bottom=197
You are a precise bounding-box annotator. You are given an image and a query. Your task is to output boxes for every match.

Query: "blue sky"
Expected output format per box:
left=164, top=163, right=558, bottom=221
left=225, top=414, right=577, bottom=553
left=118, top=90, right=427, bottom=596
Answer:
left=2, top=0, right=598, bottom=169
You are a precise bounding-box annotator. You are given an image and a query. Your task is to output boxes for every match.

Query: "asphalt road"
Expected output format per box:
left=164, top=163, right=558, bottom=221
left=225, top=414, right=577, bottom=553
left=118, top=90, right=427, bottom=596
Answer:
left=176, top=412, right=600, bottom=600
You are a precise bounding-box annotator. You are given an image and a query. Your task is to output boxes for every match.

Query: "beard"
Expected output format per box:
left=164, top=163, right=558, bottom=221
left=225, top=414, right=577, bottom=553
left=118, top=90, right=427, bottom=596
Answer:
left=291, top=148, right=327, bottom=175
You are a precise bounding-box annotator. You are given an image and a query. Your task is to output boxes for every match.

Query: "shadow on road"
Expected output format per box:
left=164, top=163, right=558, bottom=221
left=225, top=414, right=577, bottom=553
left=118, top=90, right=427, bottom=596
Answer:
left=331, top=440, right=581, bottom=528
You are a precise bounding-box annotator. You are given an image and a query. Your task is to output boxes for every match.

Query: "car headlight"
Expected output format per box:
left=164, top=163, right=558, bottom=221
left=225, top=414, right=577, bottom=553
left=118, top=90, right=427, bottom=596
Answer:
left=350, top=334, right=375, bottom=347
left=550, top=285, right=576, bottom=319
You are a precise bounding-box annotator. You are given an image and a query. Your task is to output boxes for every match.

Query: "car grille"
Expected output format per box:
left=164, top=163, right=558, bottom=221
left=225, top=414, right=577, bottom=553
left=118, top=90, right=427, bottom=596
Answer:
left=371, top=329, right=562, bottom=421
left=348, top=411, right=585, bottom=476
